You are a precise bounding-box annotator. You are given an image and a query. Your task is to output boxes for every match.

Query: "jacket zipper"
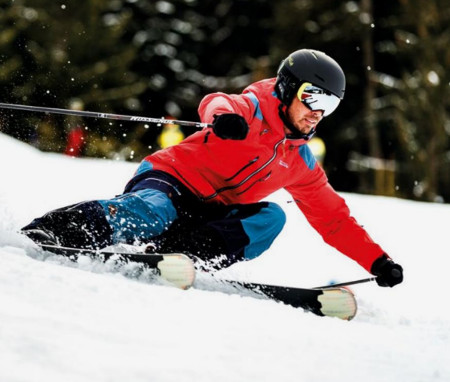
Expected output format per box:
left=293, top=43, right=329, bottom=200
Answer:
left=236, top=171, right=272, bottom=196
left=225, top=157, right=259, bottom=181
left=203, top=138, right=285, bottom=201
left=282, top=137, right=287, bottom=158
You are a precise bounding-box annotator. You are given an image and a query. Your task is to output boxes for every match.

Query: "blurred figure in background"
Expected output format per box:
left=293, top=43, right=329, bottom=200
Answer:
left=64, top=99, right=86, bottom=157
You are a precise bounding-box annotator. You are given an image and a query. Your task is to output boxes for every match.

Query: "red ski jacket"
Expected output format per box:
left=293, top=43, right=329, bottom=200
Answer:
left=144, top=78, right=384, bottom=272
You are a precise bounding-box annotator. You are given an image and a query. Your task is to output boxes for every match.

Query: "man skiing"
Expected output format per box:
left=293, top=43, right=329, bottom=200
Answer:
left=22, top=49, right=403, bottom=287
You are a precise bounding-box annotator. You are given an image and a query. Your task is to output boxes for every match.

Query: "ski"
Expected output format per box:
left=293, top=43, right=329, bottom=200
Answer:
left=35, top=243, right=357, bottom=320
left=214, top=279, right=358, bottom=320
left=37, top=244, right=196, bottom=290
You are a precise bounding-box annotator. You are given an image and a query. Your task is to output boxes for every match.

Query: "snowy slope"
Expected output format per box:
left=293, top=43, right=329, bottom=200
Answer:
left=0, top=132, right=449, bottom=382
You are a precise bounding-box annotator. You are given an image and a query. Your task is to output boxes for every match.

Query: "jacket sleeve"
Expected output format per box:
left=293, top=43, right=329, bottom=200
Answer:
left=285, top=167, right=384, bottom=273
left=198, top=92, right=256, bottom=125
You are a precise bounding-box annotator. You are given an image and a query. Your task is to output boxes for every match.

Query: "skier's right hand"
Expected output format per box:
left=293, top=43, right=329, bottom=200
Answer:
left=371, top=254, right=404, bottom=287
left=212, top=113, right=249, bottom=140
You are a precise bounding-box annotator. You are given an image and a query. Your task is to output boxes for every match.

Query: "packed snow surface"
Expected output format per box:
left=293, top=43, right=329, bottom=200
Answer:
left=0, top=132, right=448, bottom=382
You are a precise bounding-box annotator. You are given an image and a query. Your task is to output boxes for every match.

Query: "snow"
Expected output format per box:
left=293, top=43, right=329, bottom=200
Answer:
left=0, top=131, right=449, bottom=382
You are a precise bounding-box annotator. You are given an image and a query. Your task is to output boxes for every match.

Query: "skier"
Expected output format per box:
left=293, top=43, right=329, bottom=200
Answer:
left=22, top=49, right=403, bottom=287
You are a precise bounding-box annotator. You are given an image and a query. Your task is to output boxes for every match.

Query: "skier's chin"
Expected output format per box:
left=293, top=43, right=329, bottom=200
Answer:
left=294, top=124, right=314, bottom=135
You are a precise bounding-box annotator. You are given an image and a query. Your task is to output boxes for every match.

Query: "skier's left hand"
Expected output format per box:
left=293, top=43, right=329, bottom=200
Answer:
left=371, top=254, right=403, bottom=287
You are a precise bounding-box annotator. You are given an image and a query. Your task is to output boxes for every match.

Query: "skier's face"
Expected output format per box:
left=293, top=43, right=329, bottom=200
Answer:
left=286, top=96, right=323, bottom=136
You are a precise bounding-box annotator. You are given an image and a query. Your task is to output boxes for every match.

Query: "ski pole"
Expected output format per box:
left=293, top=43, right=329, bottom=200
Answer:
left=314, top=277, right=377, bottom=289
left=0, top=102, right=212, bottom=129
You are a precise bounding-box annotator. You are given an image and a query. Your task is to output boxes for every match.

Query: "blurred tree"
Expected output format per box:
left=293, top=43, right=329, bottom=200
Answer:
left=0, top=0, right=144, bottom=155
left=1, top=0, right=449, bottom=202
left=119, top=0, right=273, bottom=157
left=372, top=0, right=450, bottom=202
left=271, top=0, right=450, bottom=202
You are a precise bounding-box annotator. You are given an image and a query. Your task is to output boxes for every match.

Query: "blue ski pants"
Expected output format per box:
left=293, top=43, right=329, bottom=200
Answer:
left=23, top=170, right=286, bottom=267
left=97, top=170, right=286, bottom=264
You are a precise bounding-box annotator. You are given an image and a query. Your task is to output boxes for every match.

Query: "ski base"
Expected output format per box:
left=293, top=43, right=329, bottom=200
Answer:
left=37, top=244, right=196, bottom=290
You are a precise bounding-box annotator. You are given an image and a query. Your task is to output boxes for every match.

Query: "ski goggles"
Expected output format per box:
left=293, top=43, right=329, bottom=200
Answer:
left=297, top=82, right=341, bottom=117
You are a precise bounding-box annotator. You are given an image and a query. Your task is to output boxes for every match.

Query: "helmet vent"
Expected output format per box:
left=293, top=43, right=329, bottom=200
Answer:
left=315, top=74, right=325, bottom=82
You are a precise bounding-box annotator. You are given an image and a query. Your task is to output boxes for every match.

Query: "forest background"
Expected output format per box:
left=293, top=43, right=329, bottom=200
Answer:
left=0, top=0, right=449, bottom=203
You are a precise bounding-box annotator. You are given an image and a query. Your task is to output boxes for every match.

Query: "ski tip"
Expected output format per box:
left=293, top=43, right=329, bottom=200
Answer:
left=317, top=288, right=358, bottom=321
left=157, top=254, right=196, bottom=290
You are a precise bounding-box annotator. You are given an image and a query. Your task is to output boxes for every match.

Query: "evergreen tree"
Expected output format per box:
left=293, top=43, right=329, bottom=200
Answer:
left=119, top=0, right=273, bottom=156
left=0, top=0, right=143, bottom=156
left=271, top=0, right=450, bottom=202
left=1, top=0, right=449, bottom=202
left=373, top=0, right=450, bottom=201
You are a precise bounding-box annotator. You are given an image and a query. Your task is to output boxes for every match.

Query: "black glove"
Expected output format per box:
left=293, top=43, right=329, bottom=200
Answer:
left=371, top=254, right=403, bottom=287
left=212, top=113, right=249, bottom=140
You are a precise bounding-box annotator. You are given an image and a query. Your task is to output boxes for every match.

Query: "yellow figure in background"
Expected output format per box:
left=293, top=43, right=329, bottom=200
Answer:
left=157, top=121, right=185, bottom=149
left=307, top=136, right=326, bottom=166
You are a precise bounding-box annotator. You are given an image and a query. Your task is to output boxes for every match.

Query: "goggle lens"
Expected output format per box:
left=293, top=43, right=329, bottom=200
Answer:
left=297, top=82, right=340, bottom=117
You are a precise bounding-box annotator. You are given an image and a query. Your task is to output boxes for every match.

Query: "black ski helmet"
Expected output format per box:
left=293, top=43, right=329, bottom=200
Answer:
left=275, top=49, right=346, bottom=107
